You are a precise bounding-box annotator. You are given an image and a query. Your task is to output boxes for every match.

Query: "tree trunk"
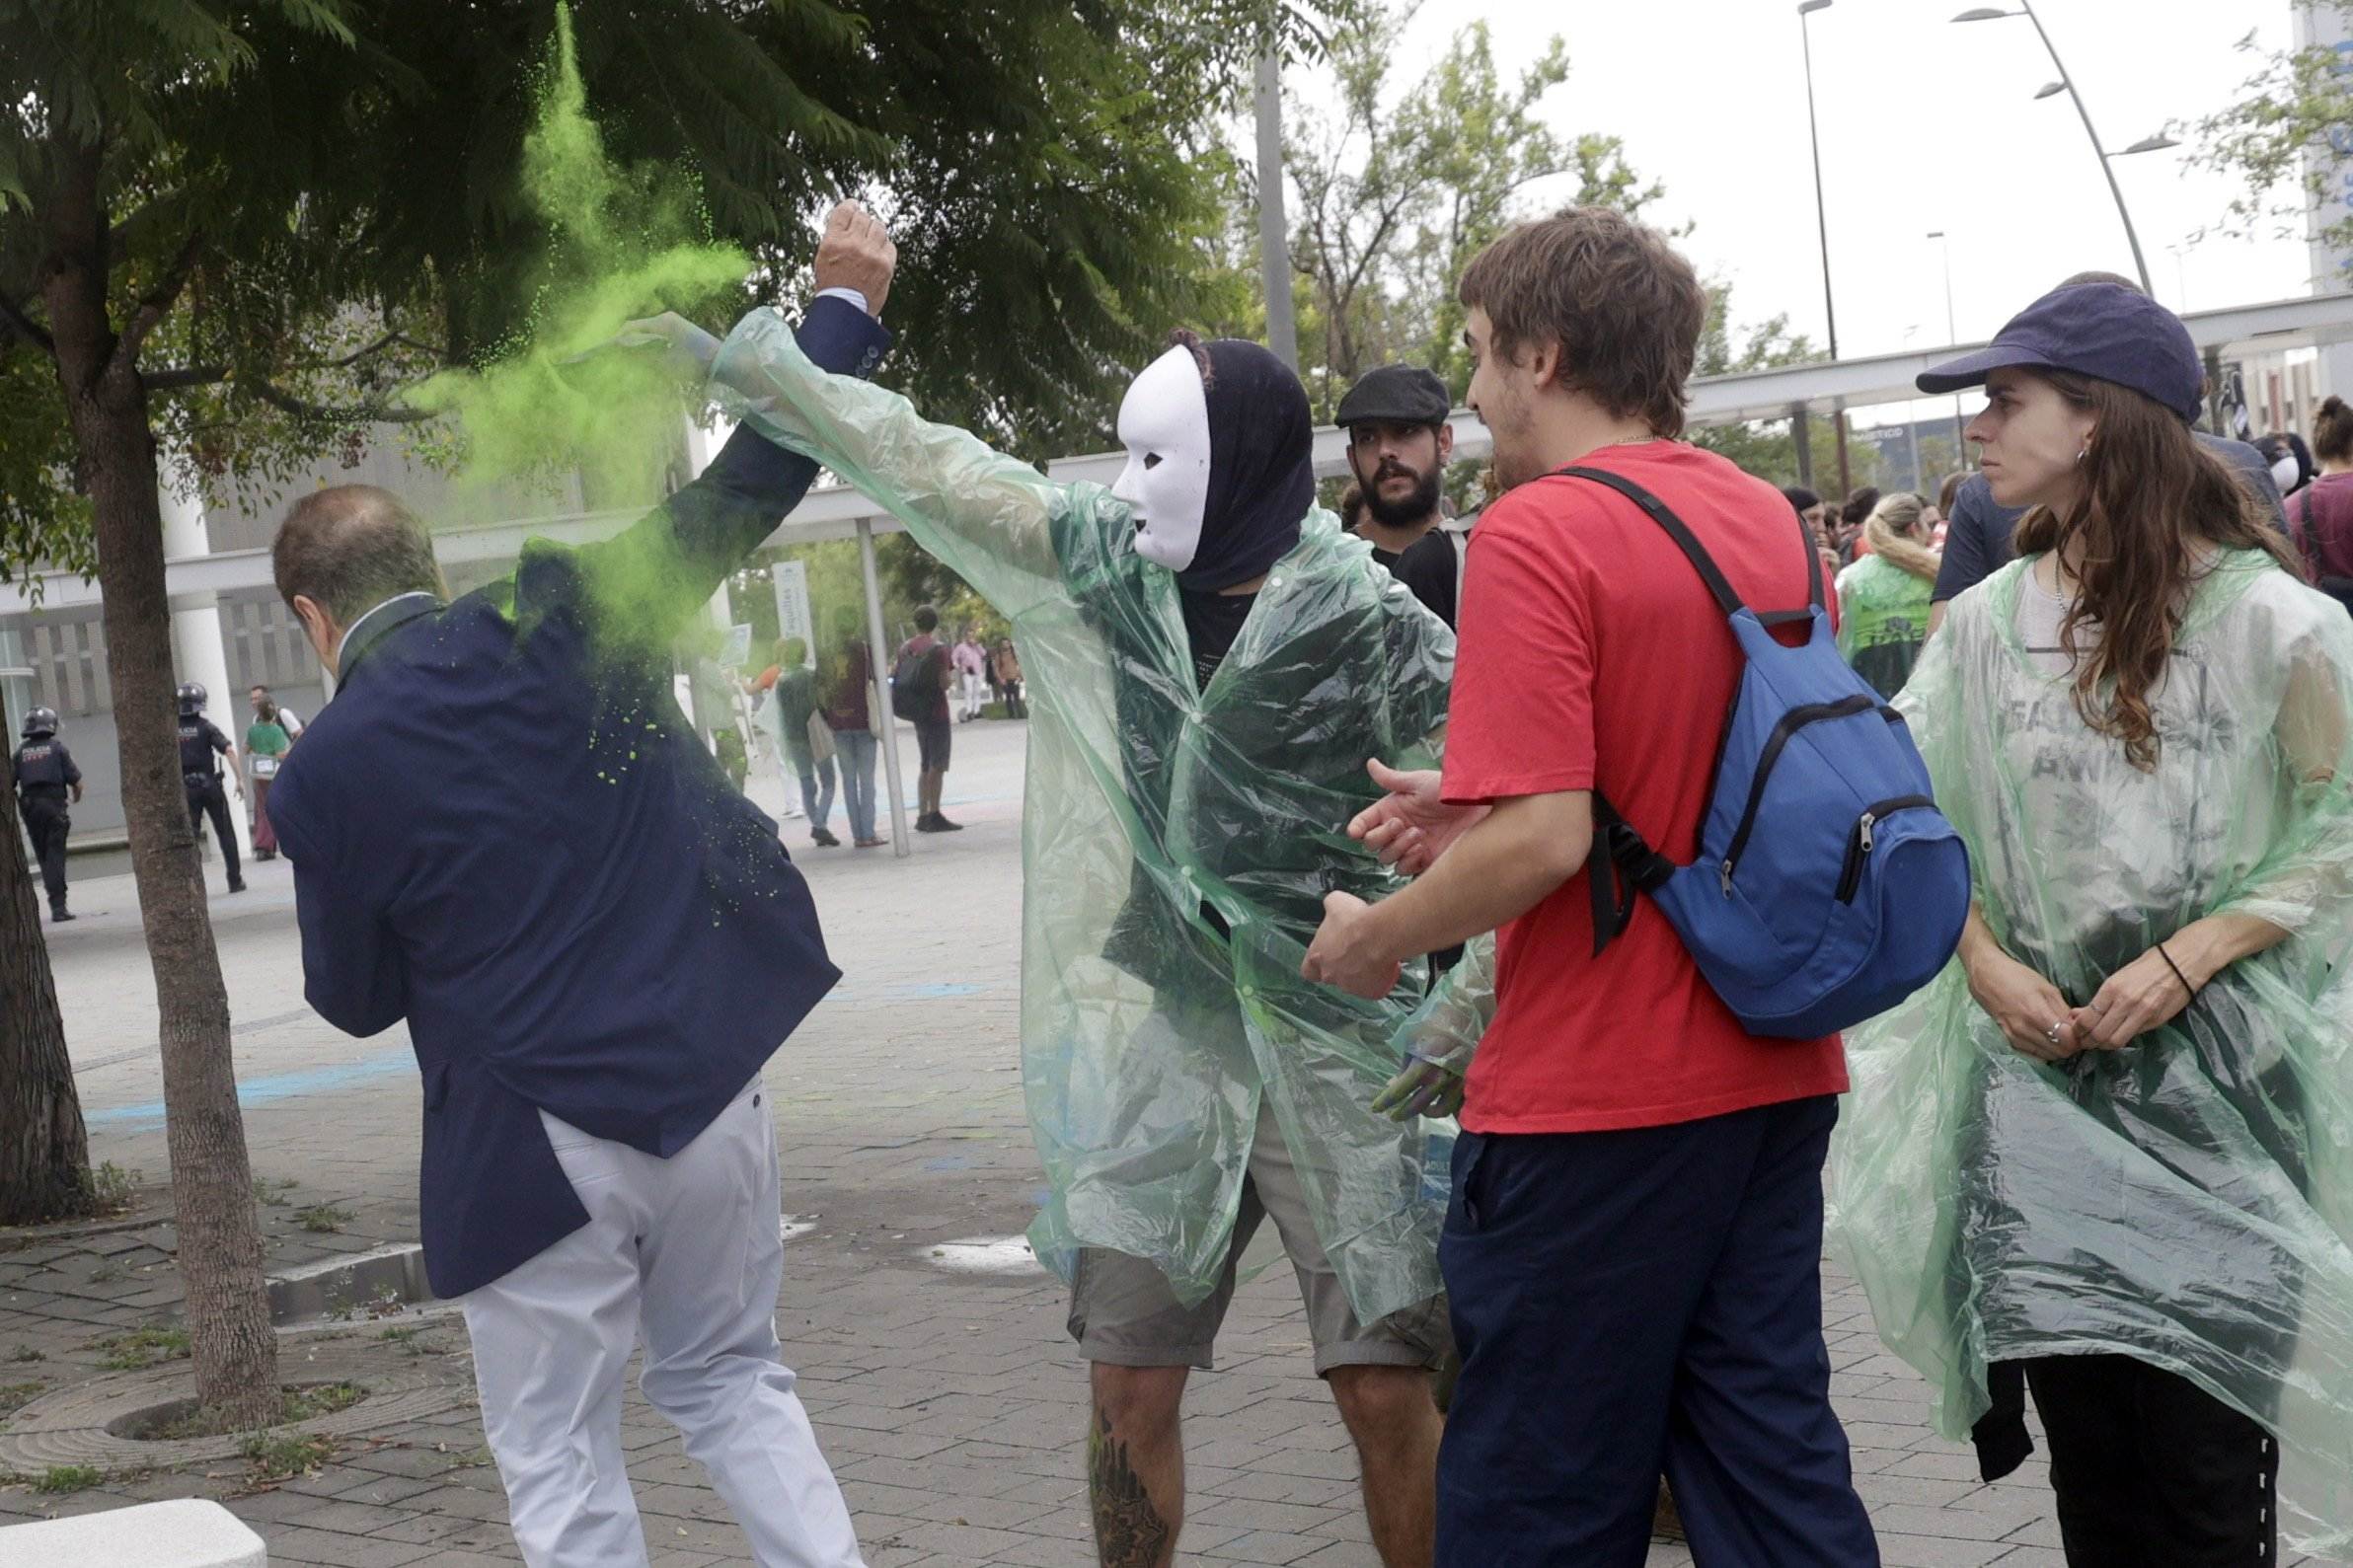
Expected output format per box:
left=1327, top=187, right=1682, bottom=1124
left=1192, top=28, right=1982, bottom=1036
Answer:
left=42, top=166, right=278, bottom=1425
left=0, top=745, right=92, bottom=1225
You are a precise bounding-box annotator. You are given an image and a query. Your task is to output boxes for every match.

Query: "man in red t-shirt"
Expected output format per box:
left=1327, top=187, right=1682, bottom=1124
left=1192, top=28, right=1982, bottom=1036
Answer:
left=1303, top=208, right=1877, bottom=1567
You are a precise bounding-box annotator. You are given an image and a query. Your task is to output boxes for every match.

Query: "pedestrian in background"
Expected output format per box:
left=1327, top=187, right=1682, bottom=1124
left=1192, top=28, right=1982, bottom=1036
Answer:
left=1783, top=485, right=1829, bottom=552
left=13, top=706, right=82, bottom=923
left=991, top=637, right=1025, bottom=719
left=2255, top=430, right=2315, bottom=505
left=1834, top=491, right=1939, bottom=698
left=894, top=605, right=959, bottom=833
left=252, top=683, right=304, bottom=741
left=1838, top=279, right=2353, bottom=1563
left=176, top=682, right=246, bottom=895
left=767, top=636, right=838, bottom=848
left=952, top=626, right=988, bottom=721
left=1834, top=486, right=1879, bottom=563
left=245, top=693, right=293, bottom=861
left=2286, top=396, right=2353, bottom=607
left=824, top=608, right=885, bottom=849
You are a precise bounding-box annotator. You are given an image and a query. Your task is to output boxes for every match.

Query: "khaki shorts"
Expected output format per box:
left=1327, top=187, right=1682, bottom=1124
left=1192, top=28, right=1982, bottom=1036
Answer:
left=1066, top=1095, right=1452, bottom=1377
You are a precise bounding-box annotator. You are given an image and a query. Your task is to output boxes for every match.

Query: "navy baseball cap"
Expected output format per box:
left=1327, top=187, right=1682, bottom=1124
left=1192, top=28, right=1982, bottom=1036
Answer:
left=1917, top=281, right=2204, bottom=422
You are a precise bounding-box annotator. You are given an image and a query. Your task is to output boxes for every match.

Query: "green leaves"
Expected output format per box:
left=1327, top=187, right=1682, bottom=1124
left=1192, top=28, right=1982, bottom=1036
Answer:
left=2188, top=4, right=2353, bottom=259
left=1283, top=7, right=1661, bottom=413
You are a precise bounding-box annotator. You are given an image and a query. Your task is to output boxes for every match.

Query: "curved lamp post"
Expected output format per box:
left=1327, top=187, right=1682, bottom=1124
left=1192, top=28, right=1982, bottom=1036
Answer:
left=1797, top=0, right=1852, bottom=494
left=1954, top=4, right=2173, bottom=294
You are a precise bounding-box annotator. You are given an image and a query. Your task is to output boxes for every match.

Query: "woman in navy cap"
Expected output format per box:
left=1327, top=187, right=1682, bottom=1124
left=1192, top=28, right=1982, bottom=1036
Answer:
left=1832, top=280, right=2353, bottom=1561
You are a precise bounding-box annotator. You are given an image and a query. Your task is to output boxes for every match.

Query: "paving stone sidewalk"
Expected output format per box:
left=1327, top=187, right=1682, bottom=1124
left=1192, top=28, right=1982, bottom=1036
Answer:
left=0, top=719, right=2331, bottom=1566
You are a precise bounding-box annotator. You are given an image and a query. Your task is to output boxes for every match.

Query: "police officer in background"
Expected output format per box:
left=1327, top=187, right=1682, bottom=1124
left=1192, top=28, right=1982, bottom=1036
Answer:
left=176, top=683, right=247, bottom=894
left=14, top=707, right=82, bottom=923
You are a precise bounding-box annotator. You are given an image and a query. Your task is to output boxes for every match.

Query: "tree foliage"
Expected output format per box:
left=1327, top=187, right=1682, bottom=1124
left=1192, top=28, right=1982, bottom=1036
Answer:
left=1, top=0, right=1360, bottom=586
left=1281, top=4, right=1661, bottom=417
left=2189, top=2, right=2353, bottom=267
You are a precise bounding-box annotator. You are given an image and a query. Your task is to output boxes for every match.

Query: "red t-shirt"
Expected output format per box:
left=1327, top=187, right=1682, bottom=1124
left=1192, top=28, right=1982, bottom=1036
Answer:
left=1442, top=442, right=1850, bottom=1133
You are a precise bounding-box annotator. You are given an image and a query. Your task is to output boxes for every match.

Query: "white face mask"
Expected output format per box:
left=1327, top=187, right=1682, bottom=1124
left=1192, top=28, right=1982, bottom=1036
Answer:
left=1109, top=347, right=1214, bottom=572
left=2274, top=454, right=2303, bottom=495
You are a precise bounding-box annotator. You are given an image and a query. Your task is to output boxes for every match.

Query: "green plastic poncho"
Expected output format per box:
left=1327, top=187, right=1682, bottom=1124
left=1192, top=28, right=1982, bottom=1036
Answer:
left=1833, top=552, right=1935, bottom=698
left=709, top=310, right=1462, bottom=1322
left=1828, top=552, right=2353, bottom=1548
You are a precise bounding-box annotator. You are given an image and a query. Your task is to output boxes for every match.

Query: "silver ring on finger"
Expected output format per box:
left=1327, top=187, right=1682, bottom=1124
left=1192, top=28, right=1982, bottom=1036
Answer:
left=2044, top=1022, right=2063, bottom=1045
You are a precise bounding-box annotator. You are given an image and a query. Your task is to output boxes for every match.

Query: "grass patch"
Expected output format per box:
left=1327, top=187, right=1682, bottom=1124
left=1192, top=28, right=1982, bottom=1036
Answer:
left=252, top=1177, right=300, bottom=1208
left=0, top=1381, right=45, bottom=1417
left=33, top=1464, right=103, bottom=1494
left=143, top=1381, right=365, bottom=1443
left=94, top=1326, right=190, bottom=1371
left=87, top=1264, right=120, bottom=1284
left=83, top=1162, right=137, bottom=1214
left=242, top=1431, right=338, bottom=1482
left=6, top=1345, right=42, bottom=1363
left=291, top=1204, right=353, bottom=1234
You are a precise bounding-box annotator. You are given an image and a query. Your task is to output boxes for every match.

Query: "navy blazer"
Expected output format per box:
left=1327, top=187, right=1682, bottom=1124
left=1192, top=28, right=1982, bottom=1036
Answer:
left=270, top=298, right=889, bottom=1298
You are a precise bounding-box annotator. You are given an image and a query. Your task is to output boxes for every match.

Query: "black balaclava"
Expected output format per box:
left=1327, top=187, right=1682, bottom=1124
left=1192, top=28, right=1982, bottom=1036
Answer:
left=1180, top=339, right=1314, bottom=593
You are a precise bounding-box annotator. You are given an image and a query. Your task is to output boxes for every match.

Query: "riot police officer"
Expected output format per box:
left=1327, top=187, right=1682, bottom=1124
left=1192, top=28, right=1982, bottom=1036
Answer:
left=176, top=684, right=247, bottom=894
left=14, top=707, right=82, bottom=923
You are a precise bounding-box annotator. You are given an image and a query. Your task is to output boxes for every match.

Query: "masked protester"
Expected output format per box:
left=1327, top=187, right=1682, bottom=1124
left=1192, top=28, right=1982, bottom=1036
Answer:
left=707, top=313, right=1461, bottom=1568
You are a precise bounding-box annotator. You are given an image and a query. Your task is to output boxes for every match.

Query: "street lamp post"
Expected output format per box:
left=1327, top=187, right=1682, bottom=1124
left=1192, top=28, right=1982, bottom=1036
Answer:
left=1254, top=51, right=1298, bottom=372
left=1927, top=230, right=1966, bottom=471
left=1953, top=3, right=2173, bottom=295
left=1797, top=0, right=1852, bottom=497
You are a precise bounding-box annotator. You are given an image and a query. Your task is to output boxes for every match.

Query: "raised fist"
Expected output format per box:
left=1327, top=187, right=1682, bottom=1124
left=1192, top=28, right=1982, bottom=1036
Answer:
left=813, top=199, right=896, bottom=318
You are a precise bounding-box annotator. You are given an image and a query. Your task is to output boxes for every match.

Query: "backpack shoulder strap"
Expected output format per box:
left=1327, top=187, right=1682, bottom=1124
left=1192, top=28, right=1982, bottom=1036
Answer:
left=1555, top=466, right=1745, bottom=616
left=1557, top=464, right=1825, bottom=625
left=1449, top=525, right=1470, bottom=623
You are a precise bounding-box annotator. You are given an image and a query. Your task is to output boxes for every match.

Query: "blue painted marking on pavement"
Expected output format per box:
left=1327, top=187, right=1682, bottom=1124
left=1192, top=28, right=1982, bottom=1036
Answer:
left=924, top=1155, right=973, bottom=1172
left=86, top=1047, right=411, bottom=1129
left=1029, top=1186, right=1053, bottom=1209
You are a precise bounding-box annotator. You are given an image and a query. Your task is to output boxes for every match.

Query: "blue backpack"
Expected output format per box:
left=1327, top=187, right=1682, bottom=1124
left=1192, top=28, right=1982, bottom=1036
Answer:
left=1563, top=467, right=1970, bottom=1039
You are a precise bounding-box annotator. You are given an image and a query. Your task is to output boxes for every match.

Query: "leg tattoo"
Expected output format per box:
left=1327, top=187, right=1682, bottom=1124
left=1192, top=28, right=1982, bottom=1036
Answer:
left=1090, top=1406, right=1172, bottom=1568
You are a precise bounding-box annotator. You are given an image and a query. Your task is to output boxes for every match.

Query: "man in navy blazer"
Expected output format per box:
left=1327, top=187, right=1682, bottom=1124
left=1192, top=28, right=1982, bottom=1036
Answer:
left=266, top=203, right=894, bottom=1568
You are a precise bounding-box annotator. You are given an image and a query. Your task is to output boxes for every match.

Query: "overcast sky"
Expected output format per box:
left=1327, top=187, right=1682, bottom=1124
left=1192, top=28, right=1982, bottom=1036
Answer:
left=1276, top=0, right=2312, bottom=423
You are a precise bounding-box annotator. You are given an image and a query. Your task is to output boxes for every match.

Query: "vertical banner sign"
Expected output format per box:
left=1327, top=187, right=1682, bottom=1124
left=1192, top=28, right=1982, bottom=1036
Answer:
left=771, top=560, right=815, bottom=664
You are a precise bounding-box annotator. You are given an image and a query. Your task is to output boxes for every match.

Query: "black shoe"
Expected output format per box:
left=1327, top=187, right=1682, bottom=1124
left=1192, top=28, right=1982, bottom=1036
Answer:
left=227, top=880, right=247, bottom=894
left=930, top=814, right=963, bottom=832
left=50, top=907, right=74, bottom=924
left=812, top=828, right=841, bottom=848
left=915, top=813, right=943, bottom=833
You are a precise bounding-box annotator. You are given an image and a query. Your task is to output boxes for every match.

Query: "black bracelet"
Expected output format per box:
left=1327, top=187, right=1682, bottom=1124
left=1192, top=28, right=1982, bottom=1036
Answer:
left=2157, top=940, right=2199, bottom=1002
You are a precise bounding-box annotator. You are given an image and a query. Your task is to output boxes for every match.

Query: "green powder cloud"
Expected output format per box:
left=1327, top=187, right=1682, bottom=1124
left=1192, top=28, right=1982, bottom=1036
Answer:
left=410, top=2, right=752, bottom=510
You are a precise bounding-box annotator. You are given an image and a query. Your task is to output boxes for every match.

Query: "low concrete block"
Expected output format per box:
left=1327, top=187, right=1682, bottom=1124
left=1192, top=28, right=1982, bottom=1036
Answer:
left=0, top=1498, right=266, bottom=1567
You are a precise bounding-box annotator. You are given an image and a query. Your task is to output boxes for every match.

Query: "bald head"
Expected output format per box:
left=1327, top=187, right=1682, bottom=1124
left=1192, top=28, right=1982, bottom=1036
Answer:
left=273, top=485, right=445, bottom=635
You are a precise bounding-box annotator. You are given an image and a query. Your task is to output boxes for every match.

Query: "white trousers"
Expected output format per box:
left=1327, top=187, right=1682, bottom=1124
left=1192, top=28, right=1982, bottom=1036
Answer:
left=460, top=1080, right=865, bottom=1568
left=958, top=670, right=987, bottom=718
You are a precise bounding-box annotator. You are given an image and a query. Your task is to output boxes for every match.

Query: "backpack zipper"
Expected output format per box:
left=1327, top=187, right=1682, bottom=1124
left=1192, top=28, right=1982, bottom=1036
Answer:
left=1833, top=795, right=1937, bottom=903
left=1717, top=694, right=1891, bottom=894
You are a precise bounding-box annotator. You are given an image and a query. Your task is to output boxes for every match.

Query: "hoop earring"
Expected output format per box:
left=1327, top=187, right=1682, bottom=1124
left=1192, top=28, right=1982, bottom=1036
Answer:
left=2075, top=448, right=2088, bottom=465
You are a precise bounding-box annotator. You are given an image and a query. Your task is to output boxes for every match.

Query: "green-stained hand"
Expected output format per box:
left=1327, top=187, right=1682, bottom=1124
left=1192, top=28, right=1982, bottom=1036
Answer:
left=1372, top=1058, right=1466, bottom=1122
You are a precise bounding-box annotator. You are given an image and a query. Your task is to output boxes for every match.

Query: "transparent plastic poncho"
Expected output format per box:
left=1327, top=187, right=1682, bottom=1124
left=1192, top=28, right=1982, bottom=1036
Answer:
left=1828, top=552, right=2353, bottom=1549
left=709, top=310, right=1462, bottom=1321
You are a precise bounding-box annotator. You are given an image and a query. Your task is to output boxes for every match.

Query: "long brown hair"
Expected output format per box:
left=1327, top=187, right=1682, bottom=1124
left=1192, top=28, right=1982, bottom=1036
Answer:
left=2013, top=371, right=2298, bottom=769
